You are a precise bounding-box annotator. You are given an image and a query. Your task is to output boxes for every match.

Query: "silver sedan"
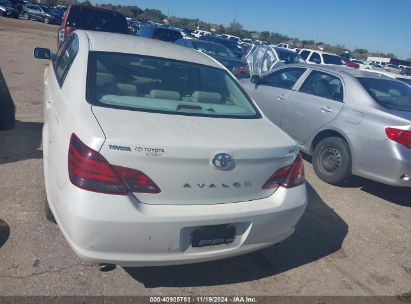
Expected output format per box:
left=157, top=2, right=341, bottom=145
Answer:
left=241, top=65, right=411, bottom=187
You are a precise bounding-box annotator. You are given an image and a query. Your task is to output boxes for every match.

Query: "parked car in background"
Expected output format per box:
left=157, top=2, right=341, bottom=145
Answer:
left=38, top=3, right=63, bottom=24
left=0, top=0, right=18, bottom=17
left=385, top=64, right=401, bottom=74
left=220, top=34, right=241, bottom=44
left=200, top=35, right=243, bottom=58
left=245, top=45, right=305, bottom=76
left=9, top=0, right=26, bottom=14
left=367, top=69, right=411, bottom=87
left=241, top=64, right=411, bottom=187
left=34, top=30, right=307, bottom=267
left=58, top=5, right=128, bottom=48
left=137, top=24, right=183, bottom=42
left=299, top=49, right=345, bottom=66
left=175, top=38, right=249, bottom=79
left=400, top=66, right=411, bottom=76
left=126, top=17, right=140, bottom=34
left=341, top=58, right=360, bottom=69
left=191, top=29, right=211, bottom=38
left=20, top=4, right=60, bottom=24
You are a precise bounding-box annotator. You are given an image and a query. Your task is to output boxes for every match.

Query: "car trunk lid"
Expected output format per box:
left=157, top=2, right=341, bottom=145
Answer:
left=92, top=107, right=298, bottom=205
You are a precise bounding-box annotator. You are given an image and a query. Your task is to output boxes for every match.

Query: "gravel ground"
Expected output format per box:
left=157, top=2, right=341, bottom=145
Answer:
left=0, top=17, right=410, bottom=299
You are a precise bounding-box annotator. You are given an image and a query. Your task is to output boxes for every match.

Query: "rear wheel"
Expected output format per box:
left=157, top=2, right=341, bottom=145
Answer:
left=44, top=198, right=56, bottom=223
left=313, top=137, right=351, bottom=185
left=43, top=16, right=49, bottom=24
left=22, top=12, right=29, bottom=20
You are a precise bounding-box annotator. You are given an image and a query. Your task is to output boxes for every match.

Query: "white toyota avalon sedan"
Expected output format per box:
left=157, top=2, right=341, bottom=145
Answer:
left=34, top=30, right=307, bottom=267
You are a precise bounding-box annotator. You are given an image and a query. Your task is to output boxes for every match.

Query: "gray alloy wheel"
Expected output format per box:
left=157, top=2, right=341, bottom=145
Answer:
left=43, top=16, right=49, bottom=24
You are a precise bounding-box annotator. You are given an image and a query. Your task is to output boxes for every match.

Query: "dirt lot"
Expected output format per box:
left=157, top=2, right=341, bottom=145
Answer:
left=0, top=17, right=410, bottom=299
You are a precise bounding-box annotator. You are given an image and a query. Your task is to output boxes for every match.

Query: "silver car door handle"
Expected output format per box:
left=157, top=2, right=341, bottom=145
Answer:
left=277, top=94, right=285, bottom=100
left=321, top=106, right=333, bottom=113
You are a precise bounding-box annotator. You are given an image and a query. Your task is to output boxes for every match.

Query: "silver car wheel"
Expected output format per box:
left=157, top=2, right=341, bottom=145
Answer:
left=318, top=147, right=342, bottom=175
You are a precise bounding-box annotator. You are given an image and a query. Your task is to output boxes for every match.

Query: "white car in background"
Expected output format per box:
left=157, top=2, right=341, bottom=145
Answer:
left=191, top=29, right=211, bottom=38
left=367, top=70, right=411, bottom=86
left=299, top=49, right=345, bottom=66
left=34, top=31, right=307, bottom=267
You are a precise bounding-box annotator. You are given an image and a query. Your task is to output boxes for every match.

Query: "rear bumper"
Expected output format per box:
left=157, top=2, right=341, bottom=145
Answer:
left=352, top=136, right=411, bottom=187
left=49, top=178, right=307, bottom=266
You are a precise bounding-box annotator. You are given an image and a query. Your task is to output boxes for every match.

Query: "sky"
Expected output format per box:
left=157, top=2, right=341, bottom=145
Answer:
left=93, top=0, right=411, bottom=59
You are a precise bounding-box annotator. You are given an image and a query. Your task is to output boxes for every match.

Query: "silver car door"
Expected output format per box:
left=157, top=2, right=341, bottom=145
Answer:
left=281, top=70, right=345, bottom=144
left=248, top=67, right=307, bottom=126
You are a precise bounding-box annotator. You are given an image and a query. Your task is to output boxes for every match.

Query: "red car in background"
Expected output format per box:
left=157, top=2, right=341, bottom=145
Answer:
left=58, top=5, right=128, bottom=49
left=342, top=58, right=360, bottom=69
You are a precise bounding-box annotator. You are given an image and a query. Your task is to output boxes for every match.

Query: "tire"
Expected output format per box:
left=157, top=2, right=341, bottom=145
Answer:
left=44, top=198, right=56, bottom=223
left=43, top=16, right=49, bottom=24
left=312, top=136, right=352, bottom=185
left=22, top=12, right=29, bottom=20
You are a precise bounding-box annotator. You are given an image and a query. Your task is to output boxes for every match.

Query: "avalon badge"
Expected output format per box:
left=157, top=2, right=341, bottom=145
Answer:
left=213, top=153, right=235, bottom=171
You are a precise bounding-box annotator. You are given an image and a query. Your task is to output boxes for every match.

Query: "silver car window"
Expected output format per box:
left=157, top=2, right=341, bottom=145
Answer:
left=300, top=71, right=344, bottom=102
left=261, top=68, right=306, bottom=90
left=53, top=35, right=79, bottom=86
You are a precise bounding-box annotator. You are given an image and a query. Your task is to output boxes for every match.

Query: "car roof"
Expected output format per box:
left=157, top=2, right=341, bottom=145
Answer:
left=279, top=64, right=396, bottom=80
left=300, top=49, right=340, bottom=56
left=79, top=31, right=223, bottom=69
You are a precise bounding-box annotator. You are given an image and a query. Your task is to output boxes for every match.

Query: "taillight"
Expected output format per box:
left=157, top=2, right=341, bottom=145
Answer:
left=385, top=127, right=411, bottom=149
left=263, top=153, right=305, bottom=189
left=234, top=65, right=248, bottom=75
left=68, top=134, right=160, bottom=195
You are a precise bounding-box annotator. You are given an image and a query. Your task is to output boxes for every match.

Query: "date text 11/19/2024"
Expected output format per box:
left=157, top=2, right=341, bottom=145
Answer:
left=149, top=296, right=258, bottom=303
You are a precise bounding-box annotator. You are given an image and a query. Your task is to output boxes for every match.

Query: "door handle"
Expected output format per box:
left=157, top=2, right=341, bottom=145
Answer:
left=277, top=94, right=285, bottom=101
left=321, top=106, right=333, bottom=113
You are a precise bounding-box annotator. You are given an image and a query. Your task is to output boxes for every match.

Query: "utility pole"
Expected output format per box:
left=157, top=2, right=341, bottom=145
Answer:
left=167, top=7, right=170, bottom=19
left=234, top=9, right=237, bottom=24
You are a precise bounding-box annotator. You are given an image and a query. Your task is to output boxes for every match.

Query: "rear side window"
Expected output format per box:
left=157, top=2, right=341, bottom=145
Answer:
left=299, top=50, right=310, bottom=60
left=358, top=77, right=411, bottom=112
left=66, top=6, right=128, bottom=34
left=300, top=71, right=344, bottom=102
left=323, top=54, right=344, bottom=65
left=261, top=67, right=306, bottom=90
left=153, top=29, right=182, bottom=42
left=308, top=52, right=321, bottom=64
left=53, top=35, right=79, bottom=86
left=86, top=52, right=260, bottom=119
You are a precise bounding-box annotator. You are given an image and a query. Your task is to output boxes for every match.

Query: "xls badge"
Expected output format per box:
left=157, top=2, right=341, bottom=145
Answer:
left=212, top=153, right=235, bottom=171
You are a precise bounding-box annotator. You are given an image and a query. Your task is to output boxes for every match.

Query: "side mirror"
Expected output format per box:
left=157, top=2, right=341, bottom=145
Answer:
left=34, top=47, right=51, bottom=60
left=251, top=75, right=261, bottom=84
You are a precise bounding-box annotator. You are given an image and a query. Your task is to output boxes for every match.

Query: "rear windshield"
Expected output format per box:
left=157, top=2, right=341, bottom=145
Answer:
left=86, top=52, right=260, bottom=119
left=192, top=42, right=236, bottom=59
left=358, top=77, right=411, bottom=112
left=66, top=6, right=128, bottom=34
left=323, top=54, right=344, bottom=65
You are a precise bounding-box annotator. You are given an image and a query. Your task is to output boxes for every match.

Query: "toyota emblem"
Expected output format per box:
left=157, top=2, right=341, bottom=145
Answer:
left=212, top=153, right=235, bottom=171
